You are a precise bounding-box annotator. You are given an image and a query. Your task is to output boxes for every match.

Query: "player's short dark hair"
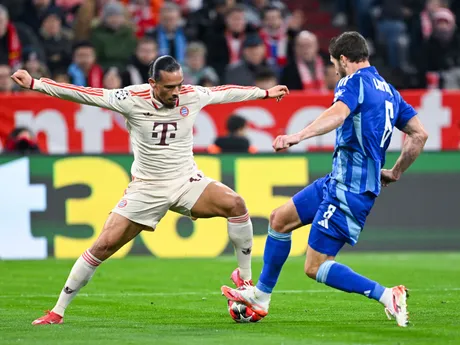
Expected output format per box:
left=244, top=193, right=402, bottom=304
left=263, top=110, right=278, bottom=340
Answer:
left=227, top=114, right=247, bottom=134
left=149, top=55, right=181, bottom=81
left=329, top=31, right=369, bottom=63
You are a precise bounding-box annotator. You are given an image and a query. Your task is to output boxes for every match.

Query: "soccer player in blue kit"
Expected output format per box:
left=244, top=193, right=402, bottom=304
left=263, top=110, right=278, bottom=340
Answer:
left=221, top=32, right=428, bottom=327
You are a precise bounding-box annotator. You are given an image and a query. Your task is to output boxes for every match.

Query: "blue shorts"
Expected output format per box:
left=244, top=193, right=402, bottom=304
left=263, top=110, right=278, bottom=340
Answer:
left=292, top=175, right=376, bottom=256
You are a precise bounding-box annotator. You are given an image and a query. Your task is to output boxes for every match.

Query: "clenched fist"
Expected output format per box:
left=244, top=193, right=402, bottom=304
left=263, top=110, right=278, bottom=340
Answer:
left=267, top=85, right=289, bottom=102
left=11, top=69, right=33, bottom=89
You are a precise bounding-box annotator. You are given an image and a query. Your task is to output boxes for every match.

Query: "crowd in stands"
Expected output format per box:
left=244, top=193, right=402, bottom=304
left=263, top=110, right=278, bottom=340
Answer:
left=1, top=0, right=459, bottom=93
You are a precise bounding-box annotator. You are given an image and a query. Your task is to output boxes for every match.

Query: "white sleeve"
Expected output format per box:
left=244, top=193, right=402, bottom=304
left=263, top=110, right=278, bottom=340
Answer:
left=195, top=85, right=268, bottom=108
left=32, top=78, right=134, bottom=116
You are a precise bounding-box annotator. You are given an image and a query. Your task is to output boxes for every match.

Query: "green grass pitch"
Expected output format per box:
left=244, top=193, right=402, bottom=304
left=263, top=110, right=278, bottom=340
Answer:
left=1, top=253, right=459, bottom=345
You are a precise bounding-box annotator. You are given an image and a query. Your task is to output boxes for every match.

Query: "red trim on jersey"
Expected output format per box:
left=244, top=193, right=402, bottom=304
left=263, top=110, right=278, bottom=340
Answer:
left=152, top=101, right=159, bottom=109
left=179, top=90, right=195, bottom=95
left=264, top=90, right=269, bottom=99
left=210, top=85, right=257, bottom=92
left=42, top=78, right=104, bottom=96
left=131, top=89, right=150, bottom=96
left=30, top=78, right=35, bottom=90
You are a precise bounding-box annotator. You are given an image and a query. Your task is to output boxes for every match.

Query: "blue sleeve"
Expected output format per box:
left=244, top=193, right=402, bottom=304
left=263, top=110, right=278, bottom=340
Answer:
left=395, top=91, right=417, bottom=130
left=333, top=75, right=361, bottom=114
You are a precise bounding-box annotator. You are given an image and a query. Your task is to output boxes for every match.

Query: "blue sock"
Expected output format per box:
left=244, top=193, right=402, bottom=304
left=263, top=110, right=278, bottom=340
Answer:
left=256, top=227, right=291, bottom=293
left=316, top=261, right=386, bottom=301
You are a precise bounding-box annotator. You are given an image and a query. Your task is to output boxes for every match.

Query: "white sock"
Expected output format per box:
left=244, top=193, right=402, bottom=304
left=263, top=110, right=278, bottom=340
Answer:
left=255, top=287, right=271, bottom=302
left=379, top=288, right=392, bottom=307
left=227, top=213, right=253, bottom=281
left=52, top=249, right=102, bottom=316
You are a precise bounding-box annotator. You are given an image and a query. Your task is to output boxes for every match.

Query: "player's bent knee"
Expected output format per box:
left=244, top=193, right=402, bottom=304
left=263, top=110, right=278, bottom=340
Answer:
left=304, top=264, right=319, bottom=280
left=226, top=194, right=247, bottom=218
left=269, top=209, right=290, bottom=233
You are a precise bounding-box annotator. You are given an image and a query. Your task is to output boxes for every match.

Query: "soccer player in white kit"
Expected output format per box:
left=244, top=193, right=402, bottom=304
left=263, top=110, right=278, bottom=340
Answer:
left=11, top=56, right=289, bottom=325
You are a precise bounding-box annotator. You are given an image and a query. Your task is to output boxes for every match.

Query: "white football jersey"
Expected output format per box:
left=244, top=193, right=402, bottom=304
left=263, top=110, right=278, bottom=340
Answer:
left=32, top=78, right=267, bottom=181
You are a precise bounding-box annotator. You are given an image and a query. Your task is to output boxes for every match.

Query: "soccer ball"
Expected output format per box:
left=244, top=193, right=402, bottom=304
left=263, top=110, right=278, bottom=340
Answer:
left=227, top=300, right=263, bottom=323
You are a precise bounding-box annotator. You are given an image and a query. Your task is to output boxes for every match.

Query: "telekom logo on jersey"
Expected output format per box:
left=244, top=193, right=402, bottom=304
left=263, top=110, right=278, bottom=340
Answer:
left=152, top=122, right=177, bottom=146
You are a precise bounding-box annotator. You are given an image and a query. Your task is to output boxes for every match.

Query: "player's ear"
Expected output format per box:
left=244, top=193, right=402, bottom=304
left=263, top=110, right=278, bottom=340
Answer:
left=148, top=78, right=156, bottom=88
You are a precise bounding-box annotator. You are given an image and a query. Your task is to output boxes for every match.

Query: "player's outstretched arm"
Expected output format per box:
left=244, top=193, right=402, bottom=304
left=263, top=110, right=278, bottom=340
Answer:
left=197, top=84, right=289, bottom=106
left=273, top=101, right=350, bottom=151
left=11, top=69, right=133, bottom=115
left=381, top=116, right=428, bottom=187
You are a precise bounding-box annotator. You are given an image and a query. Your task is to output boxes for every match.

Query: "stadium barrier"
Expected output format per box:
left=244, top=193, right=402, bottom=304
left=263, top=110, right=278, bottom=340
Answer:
left=0, top=90, right=458, bottom=153
left=0, top=153, right=458, bottom=260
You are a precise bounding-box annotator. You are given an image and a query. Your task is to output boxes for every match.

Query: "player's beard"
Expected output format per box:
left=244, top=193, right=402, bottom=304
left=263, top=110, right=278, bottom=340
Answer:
left=338, top=65, right=347, bottom=78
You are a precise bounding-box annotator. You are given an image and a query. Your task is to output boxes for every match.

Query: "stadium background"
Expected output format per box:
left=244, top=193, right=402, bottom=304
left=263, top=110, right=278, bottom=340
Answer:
left=0, top=0, right=459, bottom=260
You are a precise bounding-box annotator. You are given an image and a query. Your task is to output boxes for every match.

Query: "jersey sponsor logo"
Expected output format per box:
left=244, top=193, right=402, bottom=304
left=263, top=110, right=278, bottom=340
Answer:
left=118, top=199, right=128, bottom=208
left=189, top=173, right=203, bottom=183
left=180, top=106, right=189, bottom=117
left=152, top=122, right=178, bottom=146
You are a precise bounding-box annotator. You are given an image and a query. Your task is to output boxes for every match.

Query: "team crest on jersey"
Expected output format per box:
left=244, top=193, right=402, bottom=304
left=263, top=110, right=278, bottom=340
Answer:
left=180, top=106, right=189, bottom=117
left=118, top=199, right=128, bottom=208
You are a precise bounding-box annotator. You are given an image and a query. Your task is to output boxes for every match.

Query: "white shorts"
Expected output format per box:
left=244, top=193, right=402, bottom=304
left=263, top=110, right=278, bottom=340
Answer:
left=111, top=170, right=214, bottom=229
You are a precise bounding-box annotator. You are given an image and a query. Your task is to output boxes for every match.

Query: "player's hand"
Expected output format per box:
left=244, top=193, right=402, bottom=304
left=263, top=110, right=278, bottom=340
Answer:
left=267, top=85, right=289, bottom=102
left=380, top=169, right=400, bottom=187
left=273, top=133, right=301, bottom=151
left=11, top=69, right=33, bottom=89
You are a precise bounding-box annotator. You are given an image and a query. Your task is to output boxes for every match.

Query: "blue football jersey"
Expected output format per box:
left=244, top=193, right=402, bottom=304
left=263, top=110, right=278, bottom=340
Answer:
left=331, top=66, right=417, bottom=196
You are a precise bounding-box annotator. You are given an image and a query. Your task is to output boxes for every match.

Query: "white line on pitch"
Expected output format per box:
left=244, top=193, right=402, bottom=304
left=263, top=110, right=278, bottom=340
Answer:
left=0, top=287, right=459, bottom=299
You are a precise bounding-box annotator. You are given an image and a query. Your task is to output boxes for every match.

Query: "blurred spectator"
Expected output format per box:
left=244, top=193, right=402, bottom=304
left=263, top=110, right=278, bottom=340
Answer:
left=39, top=8, right=73, bottom=74
left=254, top=66, right=277, bottom=89
left=198, top=75, right=218, bottom=87
left=333, top=0, right=374, bottom=41
left=259, top=6, right=302, bottom=68
left=122, top=0, right=161, bottom=38
left=52, top=69, right=70, bottom=83
left=0, top=64, right=14, bottom=92
left=122, top=38, right=158, bottom=86
left=90, top=2, right=137, bottom=70
left=207, top=5, right=250, bottom=79
left=19, top=0, right=56, bottom=33
left=4, top=127, right=41, bottom=154
left=325, top=63, right=340, bottom=91
left=103, top=67, right=122, bottom=89
left=182, top=42, right=219, bottom=85
left=146, top=2, right=187, bottom=64
left=244, top=0, right=287, bottom=29
left=280, top=31, right=326, bottom=91
left=224, top=33, right=275, bottom=85
left=419, top=8, right=460, bottom=89
left=208, top=114, right=257, bottom=153
left=186, top=0, right=234, bottom=42
left=0, top=5, right=22, bottom=68
left=22, top=48, right=50, bottom=79
left=68, top=41, right=104, bottom=87
left=374, top=0, right=413, bottom=71
left=0, top=0, right=28, bottom=22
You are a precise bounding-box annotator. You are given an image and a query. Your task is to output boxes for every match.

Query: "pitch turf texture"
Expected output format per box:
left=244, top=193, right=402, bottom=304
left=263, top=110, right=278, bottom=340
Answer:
left=1, top=253, right=459, bottom=345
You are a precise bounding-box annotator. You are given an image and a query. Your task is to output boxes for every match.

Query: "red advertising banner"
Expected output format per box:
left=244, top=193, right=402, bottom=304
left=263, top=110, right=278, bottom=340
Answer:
left=0, top=90, right=458, bottom=153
